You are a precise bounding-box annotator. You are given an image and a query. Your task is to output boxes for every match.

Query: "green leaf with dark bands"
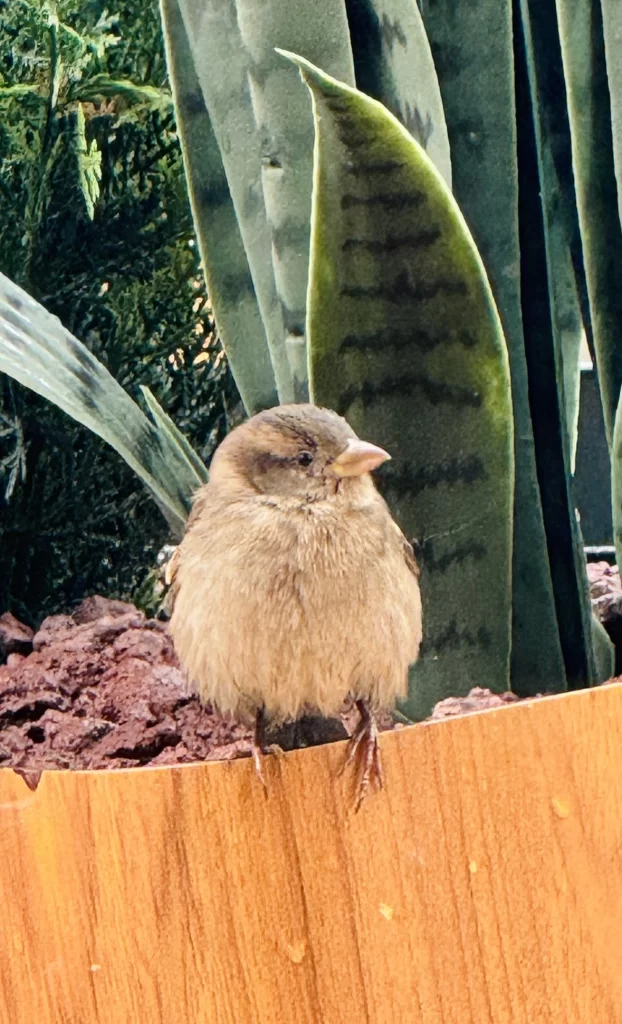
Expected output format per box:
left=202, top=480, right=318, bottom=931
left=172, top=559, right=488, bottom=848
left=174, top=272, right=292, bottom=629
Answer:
left=420, top=0, right=567, bottom=695
left=601, top=1, right=622, bottom=228
left=174, top=0, right=356, bottom=403
left=555, top=0, right=622, bottom=445
left=160, top=0, right=278, bottom=414
left=284, top=52, right=513, bottom=719
left=345, top=0, right=451, bottom=186
left=515, top=4, right=611, bottom=687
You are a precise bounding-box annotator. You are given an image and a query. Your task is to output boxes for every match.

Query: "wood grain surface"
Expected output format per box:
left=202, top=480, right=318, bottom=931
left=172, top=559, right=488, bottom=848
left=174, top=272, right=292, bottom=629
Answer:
left=1, top=683, right=622, bottom=1024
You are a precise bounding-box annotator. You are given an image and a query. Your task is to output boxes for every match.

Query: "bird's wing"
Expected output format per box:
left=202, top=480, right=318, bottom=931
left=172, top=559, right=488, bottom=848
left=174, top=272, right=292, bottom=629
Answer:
left=163, top=484, right=212, bottom=595
left=163, top=545, right=181, bottom=588
left=393, top=521, right=420, bottom=580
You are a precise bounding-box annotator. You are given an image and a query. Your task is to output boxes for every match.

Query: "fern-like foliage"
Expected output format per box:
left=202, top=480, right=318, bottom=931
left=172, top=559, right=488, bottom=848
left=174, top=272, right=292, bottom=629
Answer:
left=0, top=0, right=241, bottom=624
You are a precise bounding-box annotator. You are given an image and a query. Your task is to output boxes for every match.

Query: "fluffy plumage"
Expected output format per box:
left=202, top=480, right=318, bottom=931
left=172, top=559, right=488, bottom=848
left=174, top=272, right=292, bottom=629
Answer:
left=168, top=403, right=422, bottom=806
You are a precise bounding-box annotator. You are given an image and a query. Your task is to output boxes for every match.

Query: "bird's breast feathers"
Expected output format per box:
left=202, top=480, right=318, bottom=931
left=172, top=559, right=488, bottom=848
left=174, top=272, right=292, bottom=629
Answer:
left=169, top=492, right=422, bottom=719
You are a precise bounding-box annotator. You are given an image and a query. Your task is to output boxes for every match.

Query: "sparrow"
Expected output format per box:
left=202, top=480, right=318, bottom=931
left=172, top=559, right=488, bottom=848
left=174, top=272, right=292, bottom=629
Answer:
left=167, top=403, right=422, bottom=810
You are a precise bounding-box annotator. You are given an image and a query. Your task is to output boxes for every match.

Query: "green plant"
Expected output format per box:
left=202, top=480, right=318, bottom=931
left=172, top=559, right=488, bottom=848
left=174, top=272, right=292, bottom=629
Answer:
left=2, top=0, right=621, bottom=718
left=0, top=0, right=240, bottom=622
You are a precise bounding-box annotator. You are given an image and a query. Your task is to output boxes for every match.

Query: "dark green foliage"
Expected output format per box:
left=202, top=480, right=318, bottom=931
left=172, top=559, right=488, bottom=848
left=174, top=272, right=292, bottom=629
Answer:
left=0, top=0, right=241, bottom=624
left=419, top=0, right=567, bottom=695
left=514, top=2, right=603, bottom=687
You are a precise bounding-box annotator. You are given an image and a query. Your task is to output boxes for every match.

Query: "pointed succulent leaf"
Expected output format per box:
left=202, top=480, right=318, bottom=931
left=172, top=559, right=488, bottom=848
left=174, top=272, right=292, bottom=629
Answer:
left=160, top=0, right=278, bottom=414
left=420, top=0, right=566, bottom=695
left=600, top=2, right=622, bottom=233
left=283, top=52, right=513, bottom=719
left=0, top=274, right=205, bottom=538
left=555, top=0, right=622, bottom=446
left=514, top=7, right=611, bottom=688
left=345, top=0, right=451, bottom=187
left=519, top=0, right=585, bottom=470
left=173, top=0, right=356, bottom=403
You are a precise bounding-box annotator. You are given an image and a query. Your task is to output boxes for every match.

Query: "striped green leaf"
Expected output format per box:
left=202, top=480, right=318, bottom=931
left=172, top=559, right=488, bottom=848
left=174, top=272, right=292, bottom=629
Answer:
left=285, top=52, right=513, bottom=719
left=0, top=274, right=206, bottom=538
left=600, top=3, right=622, bottom=235
left=160, top=0, right=278, bottom=415
left=519, top=0, right=585, bottom=469
left=345, top=0, right=451, bottom=186
left=555, top=0, right=622, bottom=446
left=173, top=0, right=356, bottom=403
left=515, top=4, right=612, bottom=688
left=420, top=0, right=566, bottom=694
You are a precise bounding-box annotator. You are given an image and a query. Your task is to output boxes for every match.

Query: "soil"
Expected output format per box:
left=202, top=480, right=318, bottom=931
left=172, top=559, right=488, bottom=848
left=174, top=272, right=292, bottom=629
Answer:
left=0, top=567, right=616, bottom=779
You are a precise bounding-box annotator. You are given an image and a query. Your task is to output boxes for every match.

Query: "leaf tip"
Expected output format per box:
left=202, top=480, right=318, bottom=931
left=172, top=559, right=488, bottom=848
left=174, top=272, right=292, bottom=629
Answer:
left=274, top=49, right=321, bottom=90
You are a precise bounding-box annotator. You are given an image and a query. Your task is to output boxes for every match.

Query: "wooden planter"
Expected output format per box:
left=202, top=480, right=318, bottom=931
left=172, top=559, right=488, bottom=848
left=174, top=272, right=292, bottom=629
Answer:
left=1, top=683, right=621, bottom=1023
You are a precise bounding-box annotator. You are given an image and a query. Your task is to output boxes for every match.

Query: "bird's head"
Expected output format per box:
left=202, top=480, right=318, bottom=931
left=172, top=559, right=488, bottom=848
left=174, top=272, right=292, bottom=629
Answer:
left=209, top=404, right=391, bottom=500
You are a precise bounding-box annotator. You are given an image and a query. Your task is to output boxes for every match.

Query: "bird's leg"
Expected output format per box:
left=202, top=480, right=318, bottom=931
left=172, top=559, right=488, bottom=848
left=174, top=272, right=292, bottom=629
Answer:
left=340, top=699, right=384, bottom=812
left=252, top=706, right=269, bottom=795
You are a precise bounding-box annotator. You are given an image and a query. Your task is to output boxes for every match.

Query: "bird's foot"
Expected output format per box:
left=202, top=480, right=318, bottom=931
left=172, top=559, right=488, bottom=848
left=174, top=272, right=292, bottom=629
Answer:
left=340, top=699, right=384, bottom=812
left=251, top=708, right=283, bottom=796
left=251, top=740, right=269, bottom=795
left=265, top=742, right=286, bottom=760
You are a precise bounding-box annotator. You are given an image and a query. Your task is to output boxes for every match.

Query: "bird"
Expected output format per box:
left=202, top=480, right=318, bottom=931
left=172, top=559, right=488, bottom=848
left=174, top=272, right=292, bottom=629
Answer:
left=166, top=403, right=422, bottom=810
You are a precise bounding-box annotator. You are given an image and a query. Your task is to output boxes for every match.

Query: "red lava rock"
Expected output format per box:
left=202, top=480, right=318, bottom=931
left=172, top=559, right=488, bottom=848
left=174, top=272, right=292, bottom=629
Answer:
left=0, top=595, right=251, bottom=772
left=1, top=592, right=566, bottom=774
left=588, top=561, right=622, bottom=621
left=72, top=595, right=138, bottom=625
left=0, top=613, right=34, bottom=659
left=428, top=687, right=521, bottom=721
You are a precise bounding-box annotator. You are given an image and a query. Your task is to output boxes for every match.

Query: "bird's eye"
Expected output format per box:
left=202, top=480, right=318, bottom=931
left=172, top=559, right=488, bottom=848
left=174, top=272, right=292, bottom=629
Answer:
left=298, top=451, right=313, bottom=467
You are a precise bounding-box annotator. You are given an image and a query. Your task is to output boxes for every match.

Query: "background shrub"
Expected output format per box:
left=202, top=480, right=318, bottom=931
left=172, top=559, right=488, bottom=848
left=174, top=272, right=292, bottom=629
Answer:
left=0, top=0, right=240, bottom=624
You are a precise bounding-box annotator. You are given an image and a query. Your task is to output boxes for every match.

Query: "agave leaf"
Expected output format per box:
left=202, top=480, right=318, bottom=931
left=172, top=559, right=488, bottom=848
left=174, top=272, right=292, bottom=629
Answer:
left=555, top=0, right=622, bottom=446
left=139, top=386, right=208, bottom=485
left=0, top=274, right=205, bottom=538
left=420, top=0, right=566, bottom=695
left=174, top=0, right=355, bottom=403
left=344, top=0, right=451, bottom=187
left=284, top=52, right=513, bottom=719
left=160, top=0, right=278, bottom=414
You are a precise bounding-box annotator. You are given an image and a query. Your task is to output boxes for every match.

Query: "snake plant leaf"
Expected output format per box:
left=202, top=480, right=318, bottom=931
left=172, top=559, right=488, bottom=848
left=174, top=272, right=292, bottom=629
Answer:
left=173, top=0, right=355, bottom=403
left=344, top=0, right=451, bottom=187
left=284, top=52, right=513, bottom=719
left=519, top=0, right=584, bottom=470
left=160, top=0, right=278, bottom=415
left=515, top=8, right=611, bottom=688
left=611, top=386, right=622, bottom=573
left=555, top=0, right=622, bottom=447
left=592, top=614, right=615, bottom=683
left=0, top=274, right=206, bottom=538
left=601, top=2, right=622, bottom=232
left=419, top=0, right=566, bottom=695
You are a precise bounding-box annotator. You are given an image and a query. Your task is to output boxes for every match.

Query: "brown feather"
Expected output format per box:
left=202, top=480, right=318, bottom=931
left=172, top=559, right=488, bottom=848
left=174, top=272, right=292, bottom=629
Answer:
left=168, top=405, right=422, bottom=725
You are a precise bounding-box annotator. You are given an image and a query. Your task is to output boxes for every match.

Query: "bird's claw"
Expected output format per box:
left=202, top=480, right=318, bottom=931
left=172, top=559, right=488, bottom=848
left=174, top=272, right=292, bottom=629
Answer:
left=341, top=700, right=384, bottom=812
left=251, top=709, right=285, bottom=796
left=251, top=742, right=269, bottom=797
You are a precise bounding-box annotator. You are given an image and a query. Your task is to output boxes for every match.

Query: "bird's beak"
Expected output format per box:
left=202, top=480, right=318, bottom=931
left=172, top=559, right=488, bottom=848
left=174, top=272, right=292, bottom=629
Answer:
left=329, top=438, right=391, bottom=477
